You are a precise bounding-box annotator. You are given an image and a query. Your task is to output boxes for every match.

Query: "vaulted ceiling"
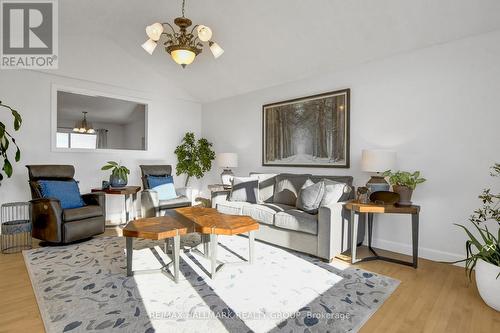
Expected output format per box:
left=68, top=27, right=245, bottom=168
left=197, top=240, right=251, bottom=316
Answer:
left=59, top=0, right=500, bottom=103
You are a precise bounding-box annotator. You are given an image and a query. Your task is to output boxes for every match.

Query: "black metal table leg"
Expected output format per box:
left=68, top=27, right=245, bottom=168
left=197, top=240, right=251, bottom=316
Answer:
left=412, top=213, right=419, bottom=268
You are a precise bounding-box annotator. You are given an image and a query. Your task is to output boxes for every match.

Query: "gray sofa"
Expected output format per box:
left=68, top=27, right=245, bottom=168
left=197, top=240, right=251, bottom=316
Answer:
left=212, top=173, right=365, bottom=262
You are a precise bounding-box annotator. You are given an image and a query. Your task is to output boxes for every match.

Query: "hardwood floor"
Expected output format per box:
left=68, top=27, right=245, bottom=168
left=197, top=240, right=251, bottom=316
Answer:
left=0, top=229, right=498, bottom=333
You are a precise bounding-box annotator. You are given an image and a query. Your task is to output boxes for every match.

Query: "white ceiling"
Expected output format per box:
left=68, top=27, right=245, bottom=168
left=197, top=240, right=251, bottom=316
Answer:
left=59, top=0, right=500, bottom=103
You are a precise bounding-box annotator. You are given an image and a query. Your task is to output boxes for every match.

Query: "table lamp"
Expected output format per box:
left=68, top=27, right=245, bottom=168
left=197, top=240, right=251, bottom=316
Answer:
left=217, top=153, right=238, bottom=186
left=361, top=149, right=396, bottom=193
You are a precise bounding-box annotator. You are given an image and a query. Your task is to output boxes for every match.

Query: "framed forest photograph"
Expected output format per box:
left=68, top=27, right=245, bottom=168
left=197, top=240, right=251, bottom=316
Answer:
left=262, top=89, right=350, bottom=168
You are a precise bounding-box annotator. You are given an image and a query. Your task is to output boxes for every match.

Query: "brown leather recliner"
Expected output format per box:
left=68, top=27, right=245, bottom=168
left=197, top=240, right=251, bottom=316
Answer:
left=27, top=165, right=106, bottom=244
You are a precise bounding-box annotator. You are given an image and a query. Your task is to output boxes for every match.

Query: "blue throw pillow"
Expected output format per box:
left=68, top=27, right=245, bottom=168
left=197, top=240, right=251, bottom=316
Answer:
left=38, top=180, right=85, bottom=209
left=152, top=183, right=177, bottom=200
left=147, top=175, right=174, bottom=188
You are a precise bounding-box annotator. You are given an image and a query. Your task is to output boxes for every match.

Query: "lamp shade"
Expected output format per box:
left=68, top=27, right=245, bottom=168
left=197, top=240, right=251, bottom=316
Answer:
left=171, top=49, right=196, bottom=66
left=217, top=153, right=238, bottom=168
left=142, top=39, right=157, bottom=55
left=361, top=149, right=396, bottom=173
left=146, top=22, right=164, bottom=41
left=196, top=25, right=212, bottom=42
left=209, top=41, right=224, bottom=58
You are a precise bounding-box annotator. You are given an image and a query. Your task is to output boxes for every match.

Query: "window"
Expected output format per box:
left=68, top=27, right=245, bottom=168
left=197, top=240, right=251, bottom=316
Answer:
left=70, top=133, right=97, bottom=149
left=56, top=132, right=69, bottom=148
left=56, top=132, right=97, bottom=149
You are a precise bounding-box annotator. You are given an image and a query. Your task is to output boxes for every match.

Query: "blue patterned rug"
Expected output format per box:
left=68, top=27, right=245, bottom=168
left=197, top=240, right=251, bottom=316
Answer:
left=23, top=235, right=399, bottom=333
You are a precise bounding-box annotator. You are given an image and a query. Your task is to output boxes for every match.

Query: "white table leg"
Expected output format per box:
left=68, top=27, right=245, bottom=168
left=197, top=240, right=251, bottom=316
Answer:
left=124, top=194, right=130, bottom=223
left=172, top=235, right=180, bottom=283
left=210, top=234, right=218, bottom=278
left=248, top=231, right=255, bottom=264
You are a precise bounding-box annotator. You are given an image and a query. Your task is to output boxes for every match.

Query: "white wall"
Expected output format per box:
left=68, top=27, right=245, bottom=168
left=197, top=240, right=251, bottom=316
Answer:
left=0, top=70, right=201, bottom=224
left=201, top=30, right=500, bottom=262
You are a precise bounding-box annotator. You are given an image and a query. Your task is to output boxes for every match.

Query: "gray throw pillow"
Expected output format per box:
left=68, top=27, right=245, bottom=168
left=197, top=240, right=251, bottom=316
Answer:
left=296, top=179, right=325, bottom=214
left=229, top=177, right=259, bottom=203
left=320, top=179, right=351, bottom=206
left=273, top=174, right=310, bottom=206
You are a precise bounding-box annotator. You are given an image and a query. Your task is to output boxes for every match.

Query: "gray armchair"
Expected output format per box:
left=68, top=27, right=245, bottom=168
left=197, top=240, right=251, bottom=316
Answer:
left=27, top=165, right=106, bottom=244
left=139, top=165, right=191, bottom=217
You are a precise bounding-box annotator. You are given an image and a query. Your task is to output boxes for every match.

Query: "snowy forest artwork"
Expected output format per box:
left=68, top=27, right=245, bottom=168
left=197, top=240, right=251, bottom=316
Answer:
left=263, top=89, right=350, bottom=167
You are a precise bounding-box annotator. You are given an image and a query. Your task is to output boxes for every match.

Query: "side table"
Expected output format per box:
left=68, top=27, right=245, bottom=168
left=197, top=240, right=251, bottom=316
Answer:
left=1, top=202, right=31, bottom=254
left=92, top=186, right=141, bottom=226
left=344, top=201, right=420, bottom=268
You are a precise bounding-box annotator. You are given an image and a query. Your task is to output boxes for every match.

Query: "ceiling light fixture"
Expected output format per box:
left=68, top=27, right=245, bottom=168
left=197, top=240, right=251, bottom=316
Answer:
left=73, top=111, right=95, bottom=134
left=141, top=0, right=224, bottom=68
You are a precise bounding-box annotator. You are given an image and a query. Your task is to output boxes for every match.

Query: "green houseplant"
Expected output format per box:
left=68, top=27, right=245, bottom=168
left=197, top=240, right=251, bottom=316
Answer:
left=101, top=161, right=130, bottom=187
left=174, top=132, right=215, bottom=187
left=382, top=170, right=426, bottom=206
left=0, top=100, right=22, bottom=185
left=452, top=164, right=499, bottom=311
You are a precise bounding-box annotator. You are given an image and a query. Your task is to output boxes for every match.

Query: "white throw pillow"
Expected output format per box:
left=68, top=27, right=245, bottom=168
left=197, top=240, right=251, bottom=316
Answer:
left=320, top=179, right=350, bottom=206
left=229, top=176, right=259, bottom=203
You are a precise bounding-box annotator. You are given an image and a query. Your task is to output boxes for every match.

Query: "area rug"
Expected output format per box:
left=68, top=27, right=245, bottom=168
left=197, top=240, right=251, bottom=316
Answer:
left=23, top=235, right=399, bottom=333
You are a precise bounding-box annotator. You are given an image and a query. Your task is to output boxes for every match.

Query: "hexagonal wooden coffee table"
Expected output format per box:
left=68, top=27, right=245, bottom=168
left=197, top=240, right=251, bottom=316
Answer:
left=123, top=207, right=259, bottom=282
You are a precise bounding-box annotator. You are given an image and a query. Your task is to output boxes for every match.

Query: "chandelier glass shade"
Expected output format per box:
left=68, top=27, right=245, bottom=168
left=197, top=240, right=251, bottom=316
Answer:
left=73, top=111, right=95, bottom=134
left=141, top=0, right=223, bottom=68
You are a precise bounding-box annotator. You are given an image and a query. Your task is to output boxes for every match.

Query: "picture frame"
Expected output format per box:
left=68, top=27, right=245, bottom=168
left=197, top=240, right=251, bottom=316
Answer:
left=262, top=89, right=350, bottom=168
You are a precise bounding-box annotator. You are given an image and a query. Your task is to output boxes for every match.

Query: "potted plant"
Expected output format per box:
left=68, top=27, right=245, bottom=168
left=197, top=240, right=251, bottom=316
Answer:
left=0, top=100, right=22, bottom=185
left=452, top=164, right=499, bottom=311
left=174, top=132, right=215, bottom=189
left=101, top=161, right=130, bottom=187
left=382, top=170, right=426, bottom=206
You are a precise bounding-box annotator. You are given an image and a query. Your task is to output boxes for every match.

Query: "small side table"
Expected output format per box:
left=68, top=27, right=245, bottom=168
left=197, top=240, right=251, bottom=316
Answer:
left=344, top=201, right=420, bottom=268
left=92, top=186, right=141, bottom=226
left=1, top=202, right=31, bottom=254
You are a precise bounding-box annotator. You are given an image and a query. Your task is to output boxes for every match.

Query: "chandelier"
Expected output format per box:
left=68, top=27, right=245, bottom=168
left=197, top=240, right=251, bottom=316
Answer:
left=141, top=0, right=224, bottom=68
left=73, top=111, right=95, bottom=134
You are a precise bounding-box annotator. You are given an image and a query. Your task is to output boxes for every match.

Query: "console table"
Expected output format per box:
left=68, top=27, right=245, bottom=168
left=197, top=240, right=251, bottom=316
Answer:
left=344, top=201, right=420, bottom=268
left=91, top=186, right=141, bottom=226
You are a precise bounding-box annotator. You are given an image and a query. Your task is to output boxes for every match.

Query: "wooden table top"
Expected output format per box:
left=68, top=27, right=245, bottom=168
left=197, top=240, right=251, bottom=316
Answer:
left=173, top=207, right=259, bottom=235
left=91, top=186, right=141, bottom=195
left=123, top=207, right=259, bottom=240
left=122, top=216, right=193, bottom=240
left=344, top=201, right=420, bottom=214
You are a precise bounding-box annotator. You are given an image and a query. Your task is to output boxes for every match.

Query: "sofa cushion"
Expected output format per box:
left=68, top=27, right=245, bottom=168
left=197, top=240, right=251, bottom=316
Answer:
left=63, top=205, right=103, bottom=222
left=38, top=180, right=85, bottom=209
left=296, top=179, right=325, bottom=214
left=242, top=203, right=294, bottom=225
left=249, top=173, right=278, bottom=203
left=216, top=201, right=252, bottom=215
left=272, top=174, right=311, bottom=206
left=274, top=209, right=318, bottom=235
left=158, top=196, right=191, bottom=210
left=229, top=176, right=259, bottom=203
left=321, top=179, right=350, bottom=206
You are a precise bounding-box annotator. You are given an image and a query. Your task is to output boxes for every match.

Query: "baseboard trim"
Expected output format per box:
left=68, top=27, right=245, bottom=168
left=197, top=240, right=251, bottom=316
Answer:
left=369, top=237, right=464, bottom=266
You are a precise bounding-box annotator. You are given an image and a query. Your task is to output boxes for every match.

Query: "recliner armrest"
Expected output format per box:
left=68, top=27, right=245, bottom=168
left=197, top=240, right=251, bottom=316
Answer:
left=141, top=189, right=159, bottom=218
left=81, top=192, right=106, bottom=218
left=81, top=192, right=105, bottom=207
left=29, top=198, right=64, bottom=243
